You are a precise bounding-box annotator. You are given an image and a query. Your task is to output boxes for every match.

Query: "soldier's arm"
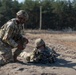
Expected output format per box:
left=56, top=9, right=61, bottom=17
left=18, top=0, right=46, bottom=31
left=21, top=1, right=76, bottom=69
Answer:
left=2, top=25, right=18, bottom=48
left=31, top=49, right=37, bottom=58
left=31, top=49, right=44, bottom=61
left=25, top=49, right=36, bottom=62
left=48, top=47, right=57, bottom=57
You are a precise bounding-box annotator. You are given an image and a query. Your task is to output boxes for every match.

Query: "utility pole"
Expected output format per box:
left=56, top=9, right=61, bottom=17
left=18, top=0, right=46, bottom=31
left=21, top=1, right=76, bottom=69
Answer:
left=39, top=0, right=42, bottom=30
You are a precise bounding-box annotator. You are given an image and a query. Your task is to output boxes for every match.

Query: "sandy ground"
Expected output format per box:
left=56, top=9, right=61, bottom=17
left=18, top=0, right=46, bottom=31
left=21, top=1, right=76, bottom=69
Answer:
left=0, top=31, right=76, bottom=75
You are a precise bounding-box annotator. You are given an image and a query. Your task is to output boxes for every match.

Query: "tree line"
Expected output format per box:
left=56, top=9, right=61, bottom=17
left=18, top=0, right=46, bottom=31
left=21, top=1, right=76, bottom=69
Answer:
left=0, top=0, right=76, bottom=30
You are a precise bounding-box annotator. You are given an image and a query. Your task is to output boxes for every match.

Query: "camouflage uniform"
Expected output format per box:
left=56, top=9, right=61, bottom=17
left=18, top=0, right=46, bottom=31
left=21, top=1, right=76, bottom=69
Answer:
left=0, top=10, right=28, bottom=65
left=26, top=38, right=56, bottom=64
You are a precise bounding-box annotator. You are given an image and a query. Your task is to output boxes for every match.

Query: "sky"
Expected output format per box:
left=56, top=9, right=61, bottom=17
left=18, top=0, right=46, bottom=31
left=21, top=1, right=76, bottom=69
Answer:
left=17, top=0, right=24, bottom=3
left=17, top=0, right=73, bottom=3
left=17, top=0, right=74, bottom=3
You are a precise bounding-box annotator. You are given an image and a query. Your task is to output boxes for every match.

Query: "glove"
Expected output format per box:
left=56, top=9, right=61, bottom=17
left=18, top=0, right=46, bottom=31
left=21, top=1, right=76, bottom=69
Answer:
left=17, top=43, right=24, bottom=50
left=23, top=37, right=28, bottom=44
left=17, top=37, right=28, bottom=50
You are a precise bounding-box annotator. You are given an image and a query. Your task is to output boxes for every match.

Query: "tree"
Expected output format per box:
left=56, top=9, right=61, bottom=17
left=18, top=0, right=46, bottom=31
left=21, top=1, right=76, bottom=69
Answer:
left=21, top=0, right=40, bottom=29
left=0, top=0, right=20, bottom=26
left=0, top=0, right=13, bottom=26
left=52, top=0, right=71, bottom=30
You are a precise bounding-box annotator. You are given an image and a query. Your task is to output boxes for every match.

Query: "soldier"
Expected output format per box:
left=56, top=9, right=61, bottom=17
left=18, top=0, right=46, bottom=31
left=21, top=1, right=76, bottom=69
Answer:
left=0, top=10, right=28, bottom=66
left=25, top=38, right=56, bottom=64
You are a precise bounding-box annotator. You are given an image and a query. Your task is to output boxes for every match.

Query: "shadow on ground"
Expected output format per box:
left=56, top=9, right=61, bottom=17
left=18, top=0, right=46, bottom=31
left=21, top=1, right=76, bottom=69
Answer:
left=11, top=57, right=76, bottom=70
left=0, top=53, right=76, bottom=71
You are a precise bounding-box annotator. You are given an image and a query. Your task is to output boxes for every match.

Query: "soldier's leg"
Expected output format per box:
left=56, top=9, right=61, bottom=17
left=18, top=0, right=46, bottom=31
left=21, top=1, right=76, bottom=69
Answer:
left=13, top=49, right=23, bottom=62
left=4, top=50, right=14, bottom=63
left=0, top=48, right=13, bottom=66
left=0, top=55, right=7, bottom=66
left=0, top=40, right=13, bottom=65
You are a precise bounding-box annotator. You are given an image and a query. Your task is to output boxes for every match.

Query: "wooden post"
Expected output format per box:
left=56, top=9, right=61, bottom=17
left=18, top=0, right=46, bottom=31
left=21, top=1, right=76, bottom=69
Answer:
left=39, top=4, right=42, bottom=30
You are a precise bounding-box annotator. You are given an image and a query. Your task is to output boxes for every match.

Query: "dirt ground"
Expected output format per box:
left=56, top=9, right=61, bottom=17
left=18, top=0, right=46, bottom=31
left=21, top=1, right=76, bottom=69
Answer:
left=0, top=30, right=76, bottom=75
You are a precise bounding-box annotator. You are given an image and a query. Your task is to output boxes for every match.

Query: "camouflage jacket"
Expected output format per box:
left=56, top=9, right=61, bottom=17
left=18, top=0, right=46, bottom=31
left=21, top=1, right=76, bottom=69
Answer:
left=0, top=18, right=23, bottom=48
left=29, top=46, right=56, bottom=63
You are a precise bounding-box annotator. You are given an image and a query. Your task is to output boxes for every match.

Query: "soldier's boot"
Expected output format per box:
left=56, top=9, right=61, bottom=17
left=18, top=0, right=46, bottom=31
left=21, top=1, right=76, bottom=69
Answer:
left=13, top=49, right=22, bottom=62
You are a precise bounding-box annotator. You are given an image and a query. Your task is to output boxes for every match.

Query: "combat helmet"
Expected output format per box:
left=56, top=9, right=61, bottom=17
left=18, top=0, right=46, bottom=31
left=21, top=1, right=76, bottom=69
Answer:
left=16, top=10, right=28, bottom=20
left=35, top=38, right=45, bottom=48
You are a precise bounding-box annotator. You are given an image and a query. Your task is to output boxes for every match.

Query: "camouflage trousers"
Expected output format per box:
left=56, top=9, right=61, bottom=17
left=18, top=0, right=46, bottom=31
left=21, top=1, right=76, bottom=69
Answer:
left=0, top=40, right=13, bottom=66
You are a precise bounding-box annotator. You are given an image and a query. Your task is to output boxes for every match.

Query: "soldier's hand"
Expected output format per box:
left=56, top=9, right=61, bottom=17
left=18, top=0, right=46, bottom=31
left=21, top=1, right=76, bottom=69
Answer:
left=23, top=37, right=29, bottom=44
left=17, top=43, right=24, bottom=50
